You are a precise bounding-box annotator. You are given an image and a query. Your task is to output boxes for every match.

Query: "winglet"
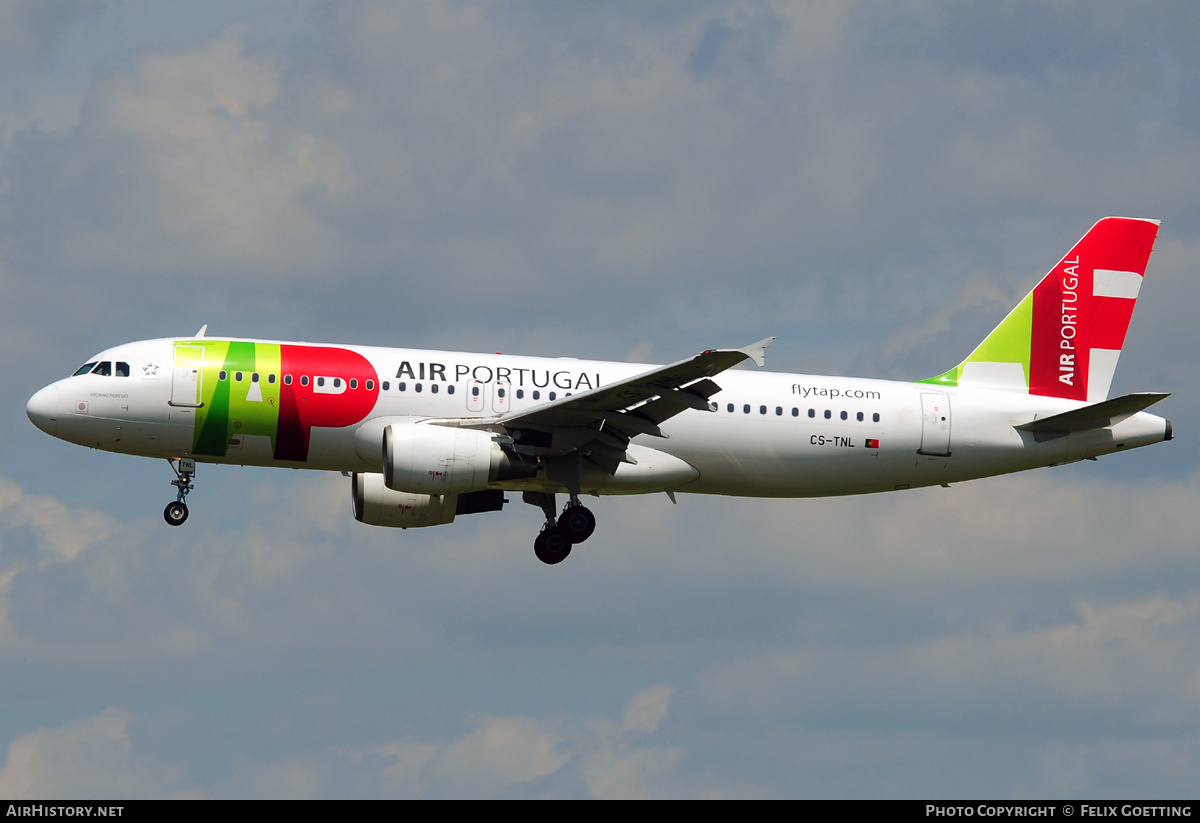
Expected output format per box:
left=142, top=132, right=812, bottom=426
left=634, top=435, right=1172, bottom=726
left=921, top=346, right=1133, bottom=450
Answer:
left=195, top=324, right=208, bottom=338
left=738, top=337, right=775, bottom=368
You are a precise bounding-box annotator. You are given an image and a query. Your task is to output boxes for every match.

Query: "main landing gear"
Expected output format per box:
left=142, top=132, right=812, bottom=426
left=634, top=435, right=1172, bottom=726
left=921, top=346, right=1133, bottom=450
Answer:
left=164, top=457, right=195, bottom=526
left=525, top=491, right=596, bottom=565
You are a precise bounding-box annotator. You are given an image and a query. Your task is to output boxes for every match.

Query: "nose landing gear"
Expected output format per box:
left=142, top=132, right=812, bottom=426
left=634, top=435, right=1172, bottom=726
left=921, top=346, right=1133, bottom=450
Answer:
left=163, top=457, right=195, bottom=526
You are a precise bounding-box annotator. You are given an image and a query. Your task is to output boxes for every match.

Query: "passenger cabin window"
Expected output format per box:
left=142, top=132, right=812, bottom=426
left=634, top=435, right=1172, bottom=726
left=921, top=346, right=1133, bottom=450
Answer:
left=447, top=385, right=455, bottom=395
left=300, top=376, right=309, bottom=387
left=284, top=375, right=293, bottom=386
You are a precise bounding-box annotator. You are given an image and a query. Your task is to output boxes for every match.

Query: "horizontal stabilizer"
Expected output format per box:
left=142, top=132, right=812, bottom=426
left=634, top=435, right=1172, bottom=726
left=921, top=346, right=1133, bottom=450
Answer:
left=1015, top=392, right=1169, bottom=439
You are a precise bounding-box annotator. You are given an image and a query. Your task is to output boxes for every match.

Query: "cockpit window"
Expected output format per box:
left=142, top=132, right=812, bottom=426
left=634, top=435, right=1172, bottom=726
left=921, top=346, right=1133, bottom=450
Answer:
left=73, top=362, right=98, bottom=376
left=115, top=361, right=130, bottom=377
left=92, top=361, right=112, bottom=376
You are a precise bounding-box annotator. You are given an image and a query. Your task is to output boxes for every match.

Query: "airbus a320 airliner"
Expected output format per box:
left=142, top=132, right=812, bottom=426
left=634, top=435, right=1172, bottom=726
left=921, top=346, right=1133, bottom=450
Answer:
left=27, top=218, right=1172, bottom=563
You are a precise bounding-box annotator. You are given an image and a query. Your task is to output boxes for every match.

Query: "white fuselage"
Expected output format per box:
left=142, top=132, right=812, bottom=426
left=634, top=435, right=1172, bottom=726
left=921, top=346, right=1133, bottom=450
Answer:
left=26, top=337, right=1171, bottom=500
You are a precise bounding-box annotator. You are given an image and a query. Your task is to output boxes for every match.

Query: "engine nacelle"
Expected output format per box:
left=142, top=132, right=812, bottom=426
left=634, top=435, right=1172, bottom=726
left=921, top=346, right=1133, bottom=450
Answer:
left=383, top=423, right=536, bottom=494
left=352, top=473, right=508, bottom=529
left=351, top=472, right=458, bottom=528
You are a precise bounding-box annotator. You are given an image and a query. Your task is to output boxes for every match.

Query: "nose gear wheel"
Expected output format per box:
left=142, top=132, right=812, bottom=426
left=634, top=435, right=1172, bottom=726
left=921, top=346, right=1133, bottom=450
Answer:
left=163, top=500, right=189, bottom=526
left=164, top=457, right=195, bottom=527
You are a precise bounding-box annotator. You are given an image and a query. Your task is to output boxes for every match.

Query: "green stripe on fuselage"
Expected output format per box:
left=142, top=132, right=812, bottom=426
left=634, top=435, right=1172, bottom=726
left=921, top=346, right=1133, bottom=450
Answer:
left=189, top=341, right=282, bottom=456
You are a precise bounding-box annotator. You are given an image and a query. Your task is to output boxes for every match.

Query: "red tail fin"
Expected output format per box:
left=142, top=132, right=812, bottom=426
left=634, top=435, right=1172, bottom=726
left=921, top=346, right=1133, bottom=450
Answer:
left=1029, top=217, right=1158, bottom=401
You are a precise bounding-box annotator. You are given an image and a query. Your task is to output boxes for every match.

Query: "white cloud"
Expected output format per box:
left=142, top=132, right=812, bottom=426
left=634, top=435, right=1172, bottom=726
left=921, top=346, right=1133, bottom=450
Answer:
left=0, top=0, right=93, bottom=68
left=316, top=684, right=723, bottom=798
left=0, top=708, right=193, bottom=799
left=64, top=25, right=347, bottom=280
left=0, top=476, right=119, bottom=566
left=0, top=685, right=727, bottom=798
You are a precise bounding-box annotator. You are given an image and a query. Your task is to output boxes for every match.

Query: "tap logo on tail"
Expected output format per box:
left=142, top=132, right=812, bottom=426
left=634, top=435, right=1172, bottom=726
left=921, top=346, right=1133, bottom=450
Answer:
left=923, top=217, right=1159, bottom=401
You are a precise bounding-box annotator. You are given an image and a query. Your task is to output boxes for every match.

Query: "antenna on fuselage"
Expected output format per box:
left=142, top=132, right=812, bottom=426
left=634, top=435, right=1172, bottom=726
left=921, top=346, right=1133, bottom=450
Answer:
left=195, top=324, right=208, bottom=338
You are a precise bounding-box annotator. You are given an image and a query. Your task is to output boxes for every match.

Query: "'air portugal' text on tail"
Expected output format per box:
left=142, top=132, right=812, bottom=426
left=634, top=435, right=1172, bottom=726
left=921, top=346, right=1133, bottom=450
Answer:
left=925, top=217, right=1159, bottom=403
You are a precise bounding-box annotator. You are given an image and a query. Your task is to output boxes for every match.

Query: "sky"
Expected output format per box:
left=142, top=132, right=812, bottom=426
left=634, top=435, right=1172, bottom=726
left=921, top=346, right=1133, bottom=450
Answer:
left=1, top=0, right=1199, bottom=799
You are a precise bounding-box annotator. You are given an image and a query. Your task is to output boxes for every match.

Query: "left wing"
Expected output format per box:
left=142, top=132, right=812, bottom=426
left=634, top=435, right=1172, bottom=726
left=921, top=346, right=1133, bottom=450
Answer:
left=467, top=338, right=773, bottom=474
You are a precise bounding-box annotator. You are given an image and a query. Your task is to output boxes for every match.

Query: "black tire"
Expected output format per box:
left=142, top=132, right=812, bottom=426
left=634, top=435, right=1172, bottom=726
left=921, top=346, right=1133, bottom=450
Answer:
left=557, top=505, right=596, bottom=543
left=164, top=501, right=189, bottom=526
left=534, top=527, right=572, bottom=565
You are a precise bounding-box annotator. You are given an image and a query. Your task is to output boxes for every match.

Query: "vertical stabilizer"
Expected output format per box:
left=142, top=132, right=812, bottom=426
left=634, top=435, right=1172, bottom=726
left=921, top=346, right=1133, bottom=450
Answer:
left=922, top=217, right=1159, bottom=401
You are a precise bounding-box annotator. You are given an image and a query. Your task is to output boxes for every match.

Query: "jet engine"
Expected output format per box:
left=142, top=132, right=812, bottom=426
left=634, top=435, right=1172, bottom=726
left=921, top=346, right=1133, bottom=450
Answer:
left=382, top=423, right=536, bottom=494
left=351, top=472, right=506, bottom=529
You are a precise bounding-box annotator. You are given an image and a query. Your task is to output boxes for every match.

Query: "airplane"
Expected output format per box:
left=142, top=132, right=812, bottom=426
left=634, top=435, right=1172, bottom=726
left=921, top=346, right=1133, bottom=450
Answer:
left=26, top=217, right=1172, bottom=564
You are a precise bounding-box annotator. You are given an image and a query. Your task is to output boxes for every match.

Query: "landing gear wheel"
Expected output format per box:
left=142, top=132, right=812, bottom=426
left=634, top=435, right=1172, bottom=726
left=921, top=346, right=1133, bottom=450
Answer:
left=557, top=505, right=596, bottom=543
left=534, top=527, right=573, bottom=565
left=164, top=501, right=189, bottom=526
left=164, top=457, right=196, bottom=527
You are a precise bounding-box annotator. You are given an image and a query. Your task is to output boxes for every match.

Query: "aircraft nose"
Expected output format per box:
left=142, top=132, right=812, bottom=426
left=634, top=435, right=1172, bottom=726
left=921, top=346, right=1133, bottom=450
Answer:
left=27, top=384, right=59, bottom=437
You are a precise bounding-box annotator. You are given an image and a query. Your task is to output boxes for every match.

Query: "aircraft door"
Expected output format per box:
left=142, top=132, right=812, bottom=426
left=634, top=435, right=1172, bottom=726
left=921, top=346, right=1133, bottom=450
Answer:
left=918, top=392, right=952, bottom=456
left=492, top=380, right=511, bottom=414
left=466, top=380, right=486, bottom=412
left=170, top=345, right=204, bottom=408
